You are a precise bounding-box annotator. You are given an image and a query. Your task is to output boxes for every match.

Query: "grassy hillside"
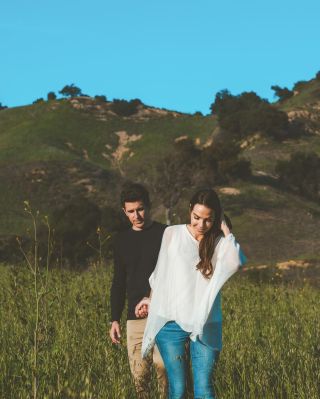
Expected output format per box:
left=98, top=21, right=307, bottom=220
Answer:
left=0, top=99, right=216, bottom=236
left=278, top=77, right=320, bottom=110
left=0, top=99, right=216, bottom=166
left=242, top=134, right=320, bottom=175
left=276, top=77, right=320, bottom=137
left=1, top=86, right=320, bottom=266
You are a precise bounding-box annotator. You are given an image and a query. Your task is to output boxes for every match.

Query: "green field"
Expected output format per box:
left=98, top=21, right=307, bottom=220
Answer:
left=1, top=263, right=319, bottom=399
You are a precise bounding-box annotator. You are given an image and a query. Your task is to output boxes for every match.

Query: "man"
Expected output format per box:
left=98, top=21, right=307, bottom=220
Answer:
left=109, top=183, right=167, bottom=398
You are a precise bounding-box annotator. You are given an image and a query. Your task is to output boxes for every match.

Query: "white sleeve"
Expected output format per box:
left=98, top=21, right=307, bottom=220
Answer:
left=191, top=233, right=245, bottom=339
left=149, top=227, right=173, bottom=290
left=217, top=233, right=246, bottom=270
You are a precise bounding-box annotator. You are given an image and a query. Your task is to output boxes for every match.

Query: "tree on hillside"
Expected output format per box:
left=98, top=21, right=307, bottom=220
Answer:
left=47, top=91, right=57, bottom=101
left=271, top=85, right=293, bottom=102
left=315, top=71, right=320, bottom=81
left=59, top=84, right=82, bottom=98
left=0, top=102, right=8, bottom=110
left=210, top=90, right=290, bottom=141
left=201, top=137, right=251, bottom=182
left=153, top=138, right=201, bottom=224
left=150, top=136, right=251, bottom=224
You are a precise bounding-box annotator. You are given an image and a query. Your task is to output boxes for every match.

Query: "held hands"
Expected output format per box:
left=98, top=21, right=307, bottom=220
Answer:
left=110, top=297, right=151, bottom=344
left=135, top=297, right=151, bottom=318
left=221, top=219, right=231, bottom=237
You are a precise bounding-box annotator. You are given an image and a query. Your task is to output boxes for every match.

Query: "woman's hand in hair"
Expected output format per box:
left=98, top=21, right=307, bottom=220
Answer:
left=135, top=297, right=150, bottom=318
left=221, top=220, right=231, bottom=237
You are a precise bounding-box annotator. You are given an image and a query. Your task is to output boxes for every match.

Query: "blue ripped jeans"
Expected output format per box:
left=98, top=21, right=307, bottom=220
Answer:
left=155, top=321, right=218, bottom=399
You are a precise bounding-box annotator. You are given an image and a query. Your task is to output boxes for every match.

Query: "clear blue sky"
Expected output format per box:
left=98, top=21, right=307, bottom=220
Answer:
left=1, top=0, right=320, bottom=114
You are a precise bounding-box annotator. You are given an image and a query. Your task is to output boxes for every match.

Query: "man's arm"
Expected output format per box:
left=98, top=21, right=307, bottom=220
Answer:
left=109, top=241, right=126, bottom=344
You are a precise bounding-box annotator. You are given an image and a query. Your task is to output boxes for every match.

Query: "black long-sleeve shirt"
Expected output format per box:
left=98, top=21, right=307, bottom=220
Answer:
left=110, top=221, right=166, bottom=321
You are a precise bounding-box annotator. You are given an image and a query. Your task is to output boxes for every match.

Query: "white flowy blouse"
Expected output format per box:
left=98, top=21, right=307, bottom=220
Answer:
left=141, top=224, right=245, bottom=358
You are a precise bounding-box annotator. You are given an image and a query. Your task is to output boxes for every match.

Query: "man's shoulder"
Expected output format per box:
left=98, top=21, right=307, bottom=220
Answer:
left=151, top=221, right=167, bottom=232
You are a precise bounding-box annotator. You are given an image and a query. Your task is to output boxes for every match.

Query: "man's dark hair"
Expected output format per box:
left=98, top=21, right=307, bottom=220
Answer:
left=120, top=183, right=151, bottom=208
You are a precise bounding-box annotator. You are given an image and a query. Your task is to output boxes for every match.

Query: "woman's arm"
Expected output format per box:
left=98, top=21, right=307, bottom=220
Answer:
left=221, top=220, right=231, bottom=237
left=219, top=222, right=247, bottom=269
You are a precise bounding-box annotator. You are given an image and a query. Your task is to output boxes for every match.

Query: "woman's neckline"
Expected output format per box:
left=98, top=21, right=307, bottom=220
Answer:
left=185, top=224, right=201, bottom=244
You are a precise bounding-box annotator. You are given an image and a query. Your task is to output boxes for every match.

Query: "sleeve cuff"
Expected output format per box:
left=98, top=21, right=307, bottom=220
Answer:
left=224, top=233, right=235, bottom=241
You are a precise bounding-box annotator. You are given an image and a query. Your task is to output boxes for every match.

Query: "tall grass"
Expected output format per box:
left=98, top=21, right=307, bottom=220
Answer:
left=0, top=264, right=319, bottom=398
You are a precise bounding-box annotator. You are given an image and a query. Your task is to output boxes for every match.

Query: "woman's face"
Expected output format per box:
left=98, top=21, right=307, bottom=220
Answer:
left=190, top=204, right=214, bottom=235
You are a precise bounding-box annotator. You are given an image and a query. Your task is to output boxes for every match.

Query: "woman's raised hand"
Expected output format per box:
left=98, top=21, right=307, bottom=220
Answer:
left=221, top=220, right=231, bottom=237
left=135, top=297, right=151, bottom=318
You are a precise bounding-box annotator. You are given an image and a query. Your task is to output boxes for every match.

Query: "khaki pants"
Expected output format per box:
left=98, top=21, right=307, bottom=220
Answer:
left=127, top=319, right=167, bottom=398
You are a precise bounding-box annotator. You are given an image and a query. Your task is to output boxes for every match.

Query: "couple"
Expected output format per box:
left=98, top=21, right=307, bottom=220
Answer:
left=109, top=183, right=245, bottom=399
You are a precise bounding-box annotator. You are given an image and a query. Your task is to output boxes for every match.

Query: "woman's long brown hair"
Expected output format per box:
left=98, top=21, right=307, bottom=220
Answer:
left=190, top=188, right=232, bottom=278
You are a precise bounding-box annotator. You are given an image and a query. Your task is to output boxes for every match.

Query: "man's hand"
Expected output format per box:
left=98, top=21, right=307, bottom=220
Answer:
left=135, top=297, right=151, bottom=318
left=109, top=321, right=121, bottom=344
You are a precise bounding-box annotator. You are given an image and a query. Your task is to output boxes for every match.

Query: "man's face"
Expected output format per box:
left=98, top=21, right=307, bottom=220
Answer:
left=123, top=201, right=151, bottom=231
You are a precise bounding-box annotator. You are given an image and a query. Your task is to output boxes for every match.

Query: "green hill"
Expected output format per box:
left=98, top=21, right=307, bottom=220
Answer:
left=1, top=85, right=319, bottom=270
left=0, top=98, right=216, bottom=165
left=0, top=98, right=215, bottom=229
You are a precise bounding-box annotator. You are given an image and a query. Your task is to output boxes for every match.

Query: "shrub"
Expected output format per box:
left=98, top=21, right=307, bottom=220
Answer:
left=46, top=198, right=102, bottom=267
left=94, top=95, right=107, bottom=102
left=153, top=138, right=201, bottom=223
left=194, top=111, right=203, bottom=116
left=223, top=158, right=252, bottom=179
left=110, top=98, right=142, bottom=116
left=210, top=90, right=289, bottom=141
left=201, top=138, right=251, bottom=182
left=293, top=80, right=308, bottom=92
left=271, top=85, right=294, bottom=102
left=275, top=151, right=320, bottom=200
left=33, top=98, right=44, bottom=104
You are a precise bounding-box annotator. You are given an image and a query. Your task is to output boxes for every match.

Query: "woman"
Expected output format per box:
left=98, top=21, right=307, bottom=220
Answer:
left=135, top=188, right=245, bottom=399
